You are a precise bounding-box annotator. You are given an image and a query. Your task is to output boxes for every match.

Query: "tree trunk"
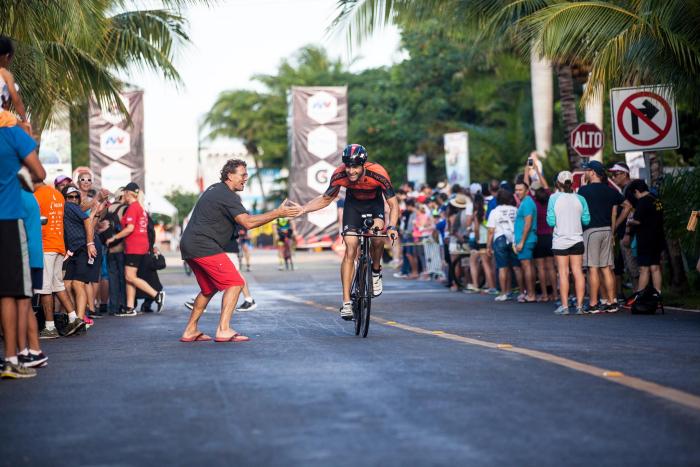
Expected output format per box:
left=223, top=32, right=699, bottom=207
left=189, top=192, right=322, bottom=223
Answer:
left=583, top=81, right=604, bottom=161
left=530, top=47, right=553, bottom=157
left=555, top=64, right=581, bottom=170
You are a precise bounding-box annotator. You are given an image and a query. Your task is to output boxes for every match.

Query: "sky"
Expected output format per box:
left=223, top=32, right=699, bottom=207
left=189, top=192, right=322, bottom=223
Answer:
left=129, top=0, right=405, bottom=196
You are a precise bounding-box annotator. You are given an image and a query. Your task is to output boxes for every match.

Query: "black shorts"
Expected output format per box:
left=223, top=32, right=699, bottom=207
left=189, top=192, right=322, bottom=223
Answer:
left=637, top=248, right=662, bottom=266
left=125, top=253, right=146, bottom=268
left=0, top=219, right=33, bottom=298
left=65, top=249, right=91, bottom=283
left=614, top=248, right=625, bottom=275
left=533, top=234, right=553, bottom=258
left=552, top=241, right=584, bottom=256
left=31, top=268, right=43, bottom=291
left=342, top=196, right=384, bottom=232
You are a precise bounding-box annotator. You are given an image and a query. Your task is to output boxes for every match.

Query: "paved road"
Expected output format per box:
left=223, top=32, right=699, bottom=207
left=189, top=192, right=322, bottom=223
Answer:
left=2, top=250, right=699, bottom=466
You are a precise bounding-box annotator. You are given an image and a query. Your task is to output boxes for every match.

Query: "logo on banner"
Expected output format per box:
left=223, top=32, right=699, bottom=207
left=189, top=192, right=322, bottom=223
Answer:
left=610, top=85, right=679, bottom=153
left=101, top=161, right=131, bottom=192
left=307, top=126, right=338, bottom=159
left=100, top=94, right=130, bottom=125
left=307, top=91, right=338, bottom=124
left=100, top=127, right=131, bottom=160
left=307, top=160, right=335, bottom=194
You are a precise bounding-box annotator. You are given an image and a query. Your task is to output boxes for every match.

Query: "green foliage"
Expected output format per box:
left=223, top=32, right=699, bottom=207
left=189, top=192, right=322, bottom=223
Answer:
left=661, top=169, right=700, bottom=257
left=165, top=189, right=199, bottom=224
left=2, top=0, right=192, bottom=130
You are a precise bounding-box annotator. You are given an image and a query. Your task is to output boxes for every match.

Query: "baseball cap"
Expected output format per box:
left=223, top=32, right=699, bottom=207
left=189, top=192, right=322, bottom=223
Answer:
left=469, top=182, right=482, bottom=195
left=54, top=174, right=72, bottom=185
left=124, top=182, right=140, bottom=193
left=582, top=160, right=606, bottom=176
left=64, top=186, right=80, bottom=196
left=557, top=171, right=573, bottom=184
left=416, top=194, right=427, bottom=203
left=609, top=162, right=630, bottom=174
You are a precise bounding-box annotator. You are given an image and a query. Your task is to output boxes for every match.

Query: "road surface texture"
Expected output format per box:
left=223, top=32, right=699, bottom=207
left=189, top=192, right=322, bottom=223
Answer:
left=2, top=250, right=699, bottom=466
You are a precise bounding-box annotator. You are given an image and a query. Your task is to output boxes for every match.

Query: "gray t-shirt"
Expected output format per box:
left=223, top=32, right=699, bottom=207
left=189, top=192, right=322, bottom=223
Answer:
left=180, top=183, right=248, bottom=260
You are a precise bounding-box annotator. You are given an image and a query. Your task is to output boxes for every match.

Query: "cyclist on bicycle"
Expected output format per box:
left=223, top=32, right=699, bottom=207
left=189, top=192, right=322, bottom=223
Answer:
left=275, top=217, right=294, bottom=270
left=299, top=144, right=399, bottom=320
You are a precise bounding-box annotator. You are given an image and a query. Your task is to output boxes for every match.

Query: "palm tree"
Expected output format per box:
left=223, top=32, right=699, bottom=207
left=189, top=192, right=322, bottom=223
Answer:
left=1, top=0, right=197, bottom=131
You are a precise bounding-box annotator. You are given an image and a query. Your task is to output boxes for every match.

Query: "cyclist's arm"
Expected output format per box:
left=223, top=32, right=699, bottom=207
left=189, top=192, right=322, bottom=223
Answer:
left=300, top=193, right=335, bottom=215
left=235, top=201, right=300, bottom=230
left=385, top=195, right=400, bottom=230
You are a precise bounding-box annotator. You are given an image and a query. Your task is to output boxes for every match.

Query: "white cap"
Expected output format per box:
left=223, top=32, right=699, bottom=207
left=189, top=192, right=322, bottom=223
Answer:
left=469, top=182, right=482, bottom=195
left=557, top=171, right=573, bottom=184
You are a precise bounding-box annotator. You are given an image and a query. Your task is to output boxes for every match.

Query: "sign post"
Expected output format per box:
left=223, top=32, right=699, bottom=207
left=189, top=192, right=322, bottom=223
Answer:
left=570, top=123, right=604, bottom=158
left=610, top=85, right=679, bottom=153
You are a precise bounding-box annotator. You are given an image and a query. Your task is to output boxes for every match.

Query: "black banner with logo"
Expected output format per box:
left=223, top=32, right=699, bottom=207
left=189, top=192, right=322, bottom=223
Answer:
left=288, top=86, right=347, bottom=247
left=89, top=89, right=145, bottom=192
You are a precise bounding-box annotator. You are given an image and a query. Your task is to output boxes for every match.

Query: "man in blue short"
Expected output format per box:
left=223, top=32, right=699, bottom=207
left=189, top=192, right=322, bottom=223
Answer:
left=0, top=124, right=46, bottom=379
left=514, top=180, right=538, bottom=302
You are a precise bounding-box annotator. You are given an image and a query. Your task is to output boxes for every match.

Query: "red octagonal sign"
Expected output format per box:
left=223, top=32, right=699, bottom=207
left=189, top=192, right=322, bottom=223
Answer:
left=570, top=123, right=604, bottom=157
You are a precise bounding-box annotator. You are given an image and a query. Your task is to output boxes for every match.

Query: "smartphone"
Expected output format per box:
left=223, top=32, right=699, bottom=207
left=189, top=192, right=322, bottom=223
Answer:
left=40, top=216, right=48, bottom=225
left=527, top=158, right=534, bottom=166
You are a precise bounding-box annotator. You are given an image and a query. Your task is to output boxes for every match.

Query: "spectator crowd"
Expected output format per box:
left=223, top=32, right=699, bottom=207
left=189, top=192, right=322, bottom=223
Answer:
left=390, top=151, right=666, bottom=316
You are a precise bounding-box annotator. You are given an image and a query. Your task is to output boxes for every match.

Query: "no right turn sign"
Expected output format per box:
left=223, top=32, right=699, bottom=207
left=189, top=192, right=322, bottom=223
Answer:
left=610, top=85, right=680, bottom=153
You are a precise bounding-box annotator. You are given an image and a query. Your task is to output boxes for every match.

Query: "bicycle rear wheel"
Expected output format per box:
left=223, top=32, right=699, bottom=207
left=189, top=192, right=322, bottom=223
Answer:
left=360, top=258, right=372, bottom=338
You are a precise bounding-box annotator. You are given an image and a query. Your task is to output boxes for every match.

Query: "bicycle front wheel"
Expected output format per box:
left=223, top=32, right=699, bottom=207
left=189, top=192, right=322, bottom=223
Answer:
left=352, top=260, right=363, bottom=336
left=360, top=259, right=372, bottom=338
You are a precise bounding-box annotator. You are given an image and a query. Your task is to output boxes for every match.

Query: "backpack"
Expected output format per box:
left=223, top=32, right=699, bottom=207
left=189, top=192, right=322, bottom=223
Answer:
left=631, top=285, right=665, bottom=315
left=100, top=203, right=127, bottom=245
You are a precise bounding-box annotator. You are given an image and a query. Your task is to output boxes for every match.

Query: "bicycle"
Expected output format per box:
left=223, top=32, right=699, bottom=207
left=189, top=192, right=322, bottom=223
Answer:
left=342, top=215, right=390, bottom=338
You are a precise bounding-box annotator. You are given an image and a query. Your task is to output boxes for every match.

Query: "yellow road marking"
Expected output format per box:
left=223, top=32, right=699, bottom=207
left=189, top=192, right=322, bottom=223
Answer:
left=290, top=295, right=700, bottom=412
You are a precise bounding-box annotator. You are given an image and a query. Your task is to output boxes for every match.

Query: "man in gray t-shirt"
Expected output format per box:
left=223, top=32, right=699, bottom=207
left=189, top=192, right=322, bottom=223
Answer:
left=179, top=159, right=300, bottom=343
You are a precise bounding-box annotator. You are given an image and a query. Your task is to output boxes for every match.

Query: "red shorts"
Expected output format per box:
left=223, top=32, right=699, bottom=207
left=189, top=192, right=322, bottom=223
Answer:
left=186, top=253, right=244, bottom=296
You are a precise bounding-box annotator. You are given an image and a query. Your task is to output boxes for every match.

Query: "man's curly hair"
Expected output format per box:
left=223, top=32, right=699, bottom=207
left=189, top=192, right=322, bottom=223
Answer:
left=220, top=159, right=247, bottom=182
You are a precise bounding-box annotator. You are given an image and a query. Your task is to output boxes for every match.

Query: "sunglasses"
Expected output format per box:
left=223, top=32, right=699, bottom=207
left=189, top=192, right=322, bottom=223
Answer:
left=79, top=178, right=92, bottom=182
left=66, top=195, right=80, bottom=199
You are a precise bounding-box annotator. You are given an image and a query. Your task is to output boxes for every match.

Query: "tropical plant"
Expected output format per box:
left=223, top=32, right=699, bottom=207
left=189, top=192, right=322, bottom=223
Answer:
left=1, top=0, right=199, bottom=131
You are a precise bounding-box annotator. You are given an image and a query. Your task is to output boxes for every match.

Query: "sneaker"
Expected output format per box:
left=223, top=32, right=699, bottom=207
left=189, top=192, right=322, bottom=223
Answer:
left=485, top=288, right=500, bottom=295
left=87, top=309, right=104, bottom=320
left=83, top=316, right=95, bottom=328
left=184, top=299, right=195, bottom=311
left=494, top=294, right=511, bottom=302
left=39, top=327, right=59, bottom=339
left=19, top=352, right=48, bottom=368
left=393, top=272, right=406, bottom=279
left=237, top=299, right=257, bottom=312
left=372, top=271, right=383, bottom=297
left=554, top=305, right=570, bottom=315
left=605, top=303, right=620, bottom=313
left=63, top=318, right=86, bottom=336
left=1, top=361, right=37, bottom=379
left=115, top=308, right=138, bottom=317
left=464, top=284, right=480, bottom=294
left=574, top=307, right=586, bottom=315
left=155, top=291, right=166, bottom=313
left=340, top=302, right=353, bottom=321
left=587, top=303, right=602, bottom=314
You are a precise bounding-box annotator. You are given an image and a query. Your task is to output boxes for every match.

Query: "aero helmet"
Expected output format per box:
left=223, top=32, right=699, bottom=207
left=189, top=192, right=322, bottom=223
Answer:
left=342, top=144, right=368, bottom=167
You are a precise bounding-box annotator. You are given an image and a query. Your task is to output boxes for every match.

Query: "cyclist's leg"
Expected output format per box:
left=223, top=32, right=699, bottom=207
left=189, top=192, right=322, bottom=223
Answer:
left=370, top=217, right=386, bottom=271
left=342, top=234, right=360, bottom=303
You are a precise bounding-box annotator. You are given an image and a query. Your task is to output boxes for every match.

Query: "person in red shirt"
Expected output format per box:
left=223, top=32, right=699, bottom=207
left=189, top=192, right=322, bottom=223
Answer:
left=299, top=144, right=400, bottom=320
left=106, top=182, right=163, bottom=316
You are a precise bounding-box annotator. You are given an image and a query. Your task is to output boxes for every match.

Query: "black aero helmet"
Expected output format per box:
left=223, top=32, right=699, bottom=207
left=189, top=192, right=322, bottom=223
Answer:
left=342, top=144, right=368, bottom=167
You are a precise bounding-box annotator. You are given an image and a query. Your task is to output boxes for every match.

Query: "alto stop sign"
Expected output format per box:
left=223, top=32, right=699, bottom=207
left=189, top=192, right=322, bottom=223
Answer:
left=570, top=123, right=604, bottom=157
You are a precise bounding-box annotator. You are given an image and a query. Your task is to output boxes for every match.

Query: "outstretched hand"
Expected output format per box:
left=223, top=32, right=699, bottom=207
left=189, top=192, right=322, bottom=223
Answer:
left=278, top=199, right=303, bottom=218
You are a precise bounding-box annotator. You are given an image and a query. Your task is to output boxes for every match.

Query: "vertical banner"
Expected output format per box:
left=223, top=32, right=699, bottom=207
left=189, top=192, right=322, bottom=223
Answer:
left=89, top=89, right=145, bottom=192
left=407, top=154, right=427, bottom=186
left=444, top=131, right=470, bottom=186
left=289, top=86, right=348, bottom=247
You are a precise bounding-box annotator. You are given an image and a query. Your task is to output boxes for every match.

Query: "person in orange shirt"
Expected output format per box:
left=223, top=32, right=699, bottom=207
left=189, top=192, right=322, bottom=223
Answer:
left=32, top=175, right=83, bottom=338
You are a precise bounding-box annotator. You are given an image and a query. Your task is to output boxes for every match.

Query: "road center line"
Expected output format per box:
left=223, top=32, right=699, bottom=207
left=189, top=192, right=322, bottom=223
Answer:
left=269, top=291, right=700, bottom=413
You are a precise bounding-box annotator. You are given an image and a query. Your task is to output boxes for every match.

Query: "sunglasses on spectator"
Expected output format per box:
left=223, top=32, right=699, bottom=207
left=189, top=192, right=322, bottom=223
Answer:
left=79, top=178, right=92, bottom=182
left=66, top=195, right=80, bottom=199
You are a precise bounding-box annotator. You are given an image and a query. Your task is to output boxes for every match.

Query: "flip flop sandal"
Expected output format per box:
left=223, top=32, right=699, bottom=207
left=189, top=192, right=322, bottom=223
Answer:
left=179, top=332, right=212, bottom=342
left=214, top=333, right=250, bottom=343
